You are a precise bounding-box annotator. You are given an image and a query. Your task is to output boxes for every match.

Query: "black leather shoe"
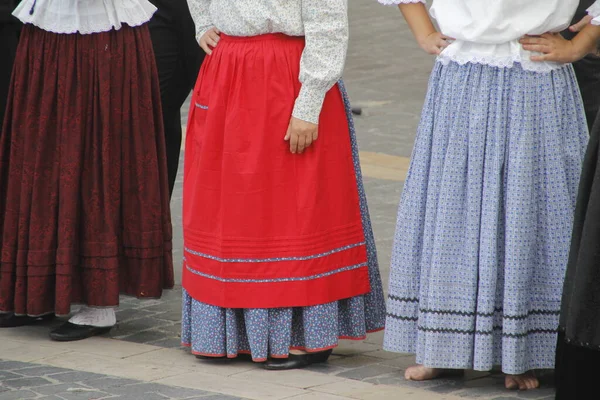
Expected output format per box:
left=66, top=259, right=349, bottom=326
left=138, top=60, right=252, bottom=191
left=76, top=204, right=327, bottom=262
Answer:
left=263, top=349, right=333, bottom=370
left=49, top=322, right=113, bottom=341
left=0, top=313, right=55, bottom=328
left=196, top=353, right=253, bottom=361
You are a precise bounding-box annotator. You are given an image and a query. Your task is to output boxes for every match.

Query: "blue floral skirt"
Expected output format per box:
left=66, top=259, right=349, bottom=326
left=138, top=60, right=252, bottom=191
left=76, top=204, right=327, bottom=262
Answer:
left=383, top=61, right=589, bottom=374
left=181, top=81, right=386, bottom=361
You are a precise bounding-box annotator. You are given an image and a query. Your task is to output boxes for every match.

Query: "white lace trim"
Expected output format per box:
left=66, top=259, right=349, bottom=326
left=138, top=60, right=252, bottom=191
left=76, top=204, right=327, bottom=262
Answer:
left=437, top=53, right=564, bottom=73
left=588, top=1, right=600, bottom=26
left=377, top=0, right=424, bottom=4
left=13, top=0, right=157, bottom=35
left=438, top=40, right=565, bottom=73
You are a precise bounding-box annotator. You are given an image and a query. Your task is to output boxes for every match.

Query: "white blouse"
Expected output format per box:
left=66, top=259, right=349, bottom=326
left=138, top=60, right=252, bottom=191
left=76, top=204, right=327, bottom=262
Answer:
left=380, top=0, right=600, bottom=72
left=12, top=0, right=157, bottom=35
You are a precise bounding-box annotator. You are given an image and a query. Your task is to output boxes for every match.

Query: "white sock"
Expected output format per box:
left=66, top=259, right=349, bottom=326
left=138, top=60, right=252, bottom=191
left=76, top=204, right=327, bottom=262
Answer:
left=68, top=307, right=116, bottom=327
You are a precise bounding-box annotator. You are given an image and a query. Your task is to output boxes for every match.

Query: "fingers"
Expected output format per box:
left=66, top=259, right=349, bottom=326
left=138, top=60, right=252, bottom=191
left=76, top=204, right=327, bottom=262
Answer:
left=305, top=134, right=313, bottom=149
left=200, top=41, right=212, bottom=55
left=297, top=135, right=306, bottom=154
left=286, top=117, right=318, bottom=154
left=519, top=36, right=553, bottom=54
left=284, top=122, right=292, bottom=141
left=200, top=28, right=221, bottom=55
left=207, top=31, right=220, bottom=47
left=570, top=15, right=593, bottom=32
left=519, top=36, right=546, bottom=45
left=437, top=38, right=450, bottom=49
left=289, top=133, right=298, bottom=154
left=521, top=44, right=552, bottom=54
left=529, top=54, right=549, bottom=62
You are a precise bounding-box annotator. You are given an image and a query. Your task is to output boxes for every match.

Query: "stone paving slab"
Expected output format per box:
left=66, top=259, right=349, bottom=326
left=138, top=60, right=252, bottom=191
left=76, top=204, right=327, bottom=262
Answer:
left=0, top=359, right=244, bottom=400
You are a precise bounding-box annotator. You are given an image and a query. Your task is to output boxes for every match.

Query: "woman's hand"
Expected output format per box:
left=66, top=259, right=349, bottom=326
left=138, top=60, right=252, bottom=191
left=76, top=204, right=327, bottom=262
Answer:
left=417, top=32, right=453, bottom=55
left=569, top=15, right=593, bottom=33
left=199, top=27, right=221, bottom=55
left=520, top=33, right=584, bottom=63
left=284, top=117, right=318, bottom=154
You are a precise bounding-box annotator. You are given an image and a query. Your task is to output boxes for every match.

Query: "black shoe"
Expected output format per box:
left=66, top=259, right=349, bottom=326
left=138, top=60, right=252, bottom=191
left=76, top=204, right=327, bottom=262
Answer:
left=49, top=322, right=113, bottom=342
left=263, top=349, right=333, bottom=371
left=196, top=353, right=253, bottom=361
left=0, top=313, right=55, bottom=328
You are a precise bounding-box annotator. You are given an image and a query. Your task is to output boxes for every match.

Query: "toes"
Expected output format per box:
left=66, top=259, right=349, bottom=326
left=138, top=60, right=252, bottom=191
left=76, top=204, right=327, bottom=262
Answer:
left=505, top=377, right=521, bottom=390
left=505, top=374, right=539, bottom=391
left=505, top=377, right=518, bottom=390
left=405, top=366, right=420, bottom=380
left=526, top=378, right=539, bottom=390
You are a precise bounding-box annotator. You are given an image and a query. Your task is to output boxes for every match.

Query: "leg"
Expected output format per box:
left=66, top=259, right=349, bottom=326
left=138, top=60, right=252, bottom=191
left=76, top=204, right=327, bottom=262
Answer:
left=148, top=1, right=202, bottom=197
left=162, top=107, right=183, bottom=195
left=555, top=332, right=600, bottom=399
left=0, top=22, right=18, bottom=129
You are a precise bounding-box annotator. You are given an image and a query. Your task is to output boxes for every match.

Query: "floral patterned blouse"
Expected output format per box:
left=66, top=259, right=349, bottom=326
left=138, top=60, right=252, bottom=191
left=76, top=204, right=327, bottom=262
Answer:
left=187, top=0, right=348, bottom=124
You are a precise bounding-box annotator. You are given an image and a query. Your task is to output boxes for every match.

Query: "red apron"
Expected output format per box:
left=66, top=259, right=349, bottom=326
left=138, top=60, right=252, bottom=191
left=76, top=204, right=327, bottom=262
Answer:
left=183, top=34, right=370, bottom=309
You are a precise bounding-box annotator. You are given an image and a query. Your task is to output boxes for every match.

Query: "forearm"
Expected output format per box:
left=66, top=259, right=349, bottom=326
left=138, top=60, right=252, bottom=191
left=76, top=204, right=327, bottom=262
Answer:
left=294, top=0, right=348, bottom=124
left=398, top=3, right=436, bottom=44
left=576, top=24, right=600, bottom=56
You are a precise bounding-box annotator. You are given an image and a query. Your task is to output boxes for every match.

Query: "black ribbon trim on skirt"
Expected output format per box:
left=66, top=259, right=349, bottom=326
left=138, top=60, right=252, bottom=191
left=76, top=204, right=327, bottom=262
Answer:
left=387, top=296, right=560, bottom=320
left=387, top=295, right=418, bottom=303
left=386, top=313, right=418, bottom=321
left=417, top=326, right=557, bottom=338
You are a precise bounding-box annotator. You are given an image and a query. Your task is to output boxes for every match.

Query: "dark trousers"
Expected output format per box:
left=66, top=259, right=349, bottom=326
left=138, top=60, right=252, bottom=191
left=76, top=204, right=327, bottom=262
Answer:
left=148, top=0, right=205, bottom=197
left=572, top=57, right=600, bottom=129
left=0, top=22, right=19, bottom=130
left=564, top=0, right=600, bottom=129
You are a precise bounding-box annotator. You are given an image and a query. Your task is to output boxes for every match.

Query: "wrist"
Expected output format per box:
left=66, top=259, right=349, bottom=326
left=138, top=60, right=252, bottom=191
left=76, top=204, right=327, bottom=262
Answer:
left=416, top=30, right=437, bottom=47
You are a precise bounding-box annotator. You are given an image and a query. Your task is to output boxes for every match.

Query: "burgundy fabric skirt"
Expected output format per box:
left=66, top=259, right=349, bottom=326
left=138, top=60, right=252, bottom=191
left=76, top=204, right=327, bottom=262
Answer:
left=0, top=24, right=174, bottom=316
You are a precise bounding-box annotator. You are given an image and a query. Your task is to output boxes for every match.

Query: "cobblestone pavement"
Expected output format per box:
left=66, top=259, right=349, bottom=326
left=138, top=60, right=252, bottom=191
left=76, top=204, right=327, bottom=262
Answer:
left=0, top=1, right=561, bottom=399
left=0, top=359, right=241, bottom=400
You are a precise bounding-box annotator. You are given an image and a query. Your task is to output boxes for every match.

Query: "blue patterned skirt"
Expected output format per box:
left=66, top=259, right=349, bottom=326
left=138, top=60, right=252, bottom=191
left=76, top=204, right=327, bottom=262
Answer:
left=181, top=81, right=386, bottom=361
left=383, top=61, right=589, bottom=374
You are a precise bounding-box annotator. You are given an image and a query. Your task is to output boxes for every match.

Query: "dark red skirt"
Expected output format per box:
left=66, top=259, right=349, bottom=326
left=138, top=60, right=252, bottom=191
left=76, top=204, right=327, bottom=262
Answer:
left=0, top=24, right=174, bottom=316
left=183, top=34, right=370, bottom=308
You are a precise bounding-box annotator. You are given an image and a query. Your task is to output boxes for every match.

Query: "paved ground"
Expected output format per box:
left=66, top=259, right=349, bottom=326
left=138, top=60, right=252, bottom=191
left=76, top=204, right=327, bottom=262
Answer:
left=0, top=1, right=559, bottom=399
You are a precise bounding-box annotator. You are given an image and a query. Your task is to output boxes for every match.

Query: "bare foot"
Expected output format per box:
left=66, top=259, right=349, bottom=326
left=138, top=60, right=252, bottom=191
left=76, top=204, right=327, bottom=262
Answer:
left=505, top=371, right=539, bottom=390
left=405, top=365, right=444, bottom=381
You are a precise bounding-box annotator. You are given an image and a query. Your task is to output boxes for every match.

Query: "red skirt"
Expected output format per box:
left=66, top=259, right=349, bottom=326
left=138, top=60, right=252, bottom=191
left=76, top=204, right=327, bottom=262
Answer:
left=183, top=34, right=370, bottom=308
left=0, top=24, right=174, bottom=316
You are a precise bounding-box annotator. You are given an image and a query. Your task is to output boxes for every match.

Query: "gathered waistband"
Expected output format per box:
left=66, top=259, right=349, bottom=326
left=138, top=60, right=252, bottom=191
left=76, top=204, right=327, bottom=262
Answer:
left=219, top=33, right=305, bottom=42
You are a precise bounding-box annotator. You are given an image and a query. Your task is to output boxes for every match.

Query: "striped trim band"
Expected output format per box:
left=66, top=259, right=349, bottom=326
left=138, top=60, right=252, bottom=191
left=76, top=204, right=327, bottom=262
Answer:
left=185, top=262, right=367, bottom=283
left=184, top=242, right=365, bottom=263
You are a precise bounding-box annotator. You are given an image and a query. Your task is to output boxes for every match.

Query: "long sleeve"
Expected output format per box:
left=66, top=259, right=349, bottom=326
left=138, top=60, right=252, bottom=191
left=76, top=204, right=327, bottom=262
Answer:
left=187, top=0, right=213, bottom=41
left=292, top=0, right=348, bottom=124
left=376, top=0, right=425, bottom=5
left=588, top=1, right=600, bottom=25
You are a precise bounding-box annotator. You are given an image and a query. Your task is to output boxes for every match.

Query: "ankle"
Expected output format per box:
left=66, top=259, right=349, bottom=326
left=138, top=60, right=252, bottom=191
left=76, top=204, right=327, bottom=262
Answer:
left=69, top=307, right=116, bottom=327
